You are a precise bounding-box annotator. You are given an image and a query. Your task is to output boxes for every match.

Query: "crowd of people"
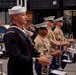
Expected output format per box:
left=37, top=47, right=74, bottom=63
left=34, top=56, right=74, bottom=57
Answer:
left=3, top=5, right=76, bottom=75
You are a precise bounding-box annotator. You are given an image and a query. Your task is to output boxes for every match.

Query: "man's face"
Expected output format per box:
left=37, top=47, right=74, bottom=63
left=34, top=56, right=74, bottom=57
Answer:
left=56, top=21, right=63, bottom=27
left=48, top=21, right=54, bottom=27
left=13, top=12, right=28, bottom=25
left=39, top=28, right=48, bottom=36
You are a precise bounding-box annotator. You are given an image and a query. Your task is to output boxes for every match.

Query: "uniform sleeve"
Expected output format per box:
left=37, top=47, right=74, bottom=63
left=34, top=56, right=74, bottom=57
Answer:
left=4, top=32, right=32, bottom=63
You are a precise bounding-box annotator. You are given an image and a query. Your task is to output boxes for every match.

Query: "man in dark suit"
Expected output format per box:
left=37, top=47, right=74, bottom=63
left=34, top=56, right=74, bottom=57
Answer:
left=3, top=6, right=51, bottom=75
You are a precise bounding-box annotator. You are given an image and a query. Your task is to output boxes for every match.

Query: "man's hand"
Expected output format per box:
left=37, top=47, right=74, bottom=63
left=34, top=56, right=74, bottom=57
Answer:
left=68, top=39, right=75, bottom=43
left=37, top=56, right=51, bottom=65
left=61, top=41, right=70, bottom=46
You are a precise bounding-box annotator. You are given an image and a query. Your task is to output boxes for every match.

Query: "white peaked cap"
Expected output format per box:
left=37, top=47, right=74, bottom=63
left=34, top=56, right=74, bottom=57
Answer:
left=35, top=22, right=48, bottom=28
left=44, top=16, right=55, bottom=21
left=8, top=6, right=26, bottom=15
left=54, top=17, right=63, bottom=22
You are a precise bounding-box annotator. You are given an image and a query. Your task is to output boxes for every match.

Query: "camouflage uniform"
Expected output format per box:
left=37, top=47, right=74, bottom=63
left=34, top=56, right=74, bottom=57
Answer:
left=34, top=34, right=52, bottom=75
left=46, top=29, right=57, bottom=50
left=34, top=34, right=51, bottom=54
left=54, top=28, right=64, bottom=41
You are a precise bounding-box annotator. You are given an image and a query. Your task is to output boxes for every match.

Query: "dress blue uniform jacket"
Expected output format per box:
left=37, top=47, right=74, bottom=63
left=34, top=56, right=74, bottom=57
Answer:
left=3, top=24, right=40, bottom=75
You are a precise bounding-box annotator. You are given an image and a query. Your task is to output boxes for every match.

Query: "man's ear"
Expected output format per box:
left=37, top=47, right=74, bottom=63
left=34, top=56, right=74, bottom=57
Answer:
left=13, top=15, right=17, bottom=20
left=38, top=29, right=41, bottom=33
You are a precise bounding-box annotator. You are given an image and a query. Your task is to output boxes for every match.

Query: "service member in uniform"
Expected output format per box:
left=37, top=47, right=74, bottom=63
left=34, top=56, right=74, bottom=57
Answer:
left=44, top=16, right=57, bottom=45
left=34, top=22, right=51, bottom=54
left=34, top=22, right=54, bottom=75
left=54, top=17, right=72, bottom=51
left=54, top=17, right=74, bottom=43
left=53, top=17, right=74, bottom=69
left=54, top=17, right=63, bottom=40
left=44, top=16, right=61, bottom=50
left=3, top=6, right=51, bottom=75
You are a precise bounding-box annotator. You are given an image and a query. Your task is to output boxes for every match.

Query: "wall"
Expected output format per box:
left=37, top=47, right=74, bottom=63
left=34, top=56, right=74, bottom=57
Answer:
left=26, top=10, right=32, bottom=26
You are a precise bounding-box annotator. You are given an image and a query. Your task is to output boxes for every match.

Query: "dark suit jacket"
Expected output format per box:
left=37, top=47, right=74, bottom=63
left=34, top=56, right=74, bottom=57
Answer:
left=3, top=24, right=40, bottom=75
